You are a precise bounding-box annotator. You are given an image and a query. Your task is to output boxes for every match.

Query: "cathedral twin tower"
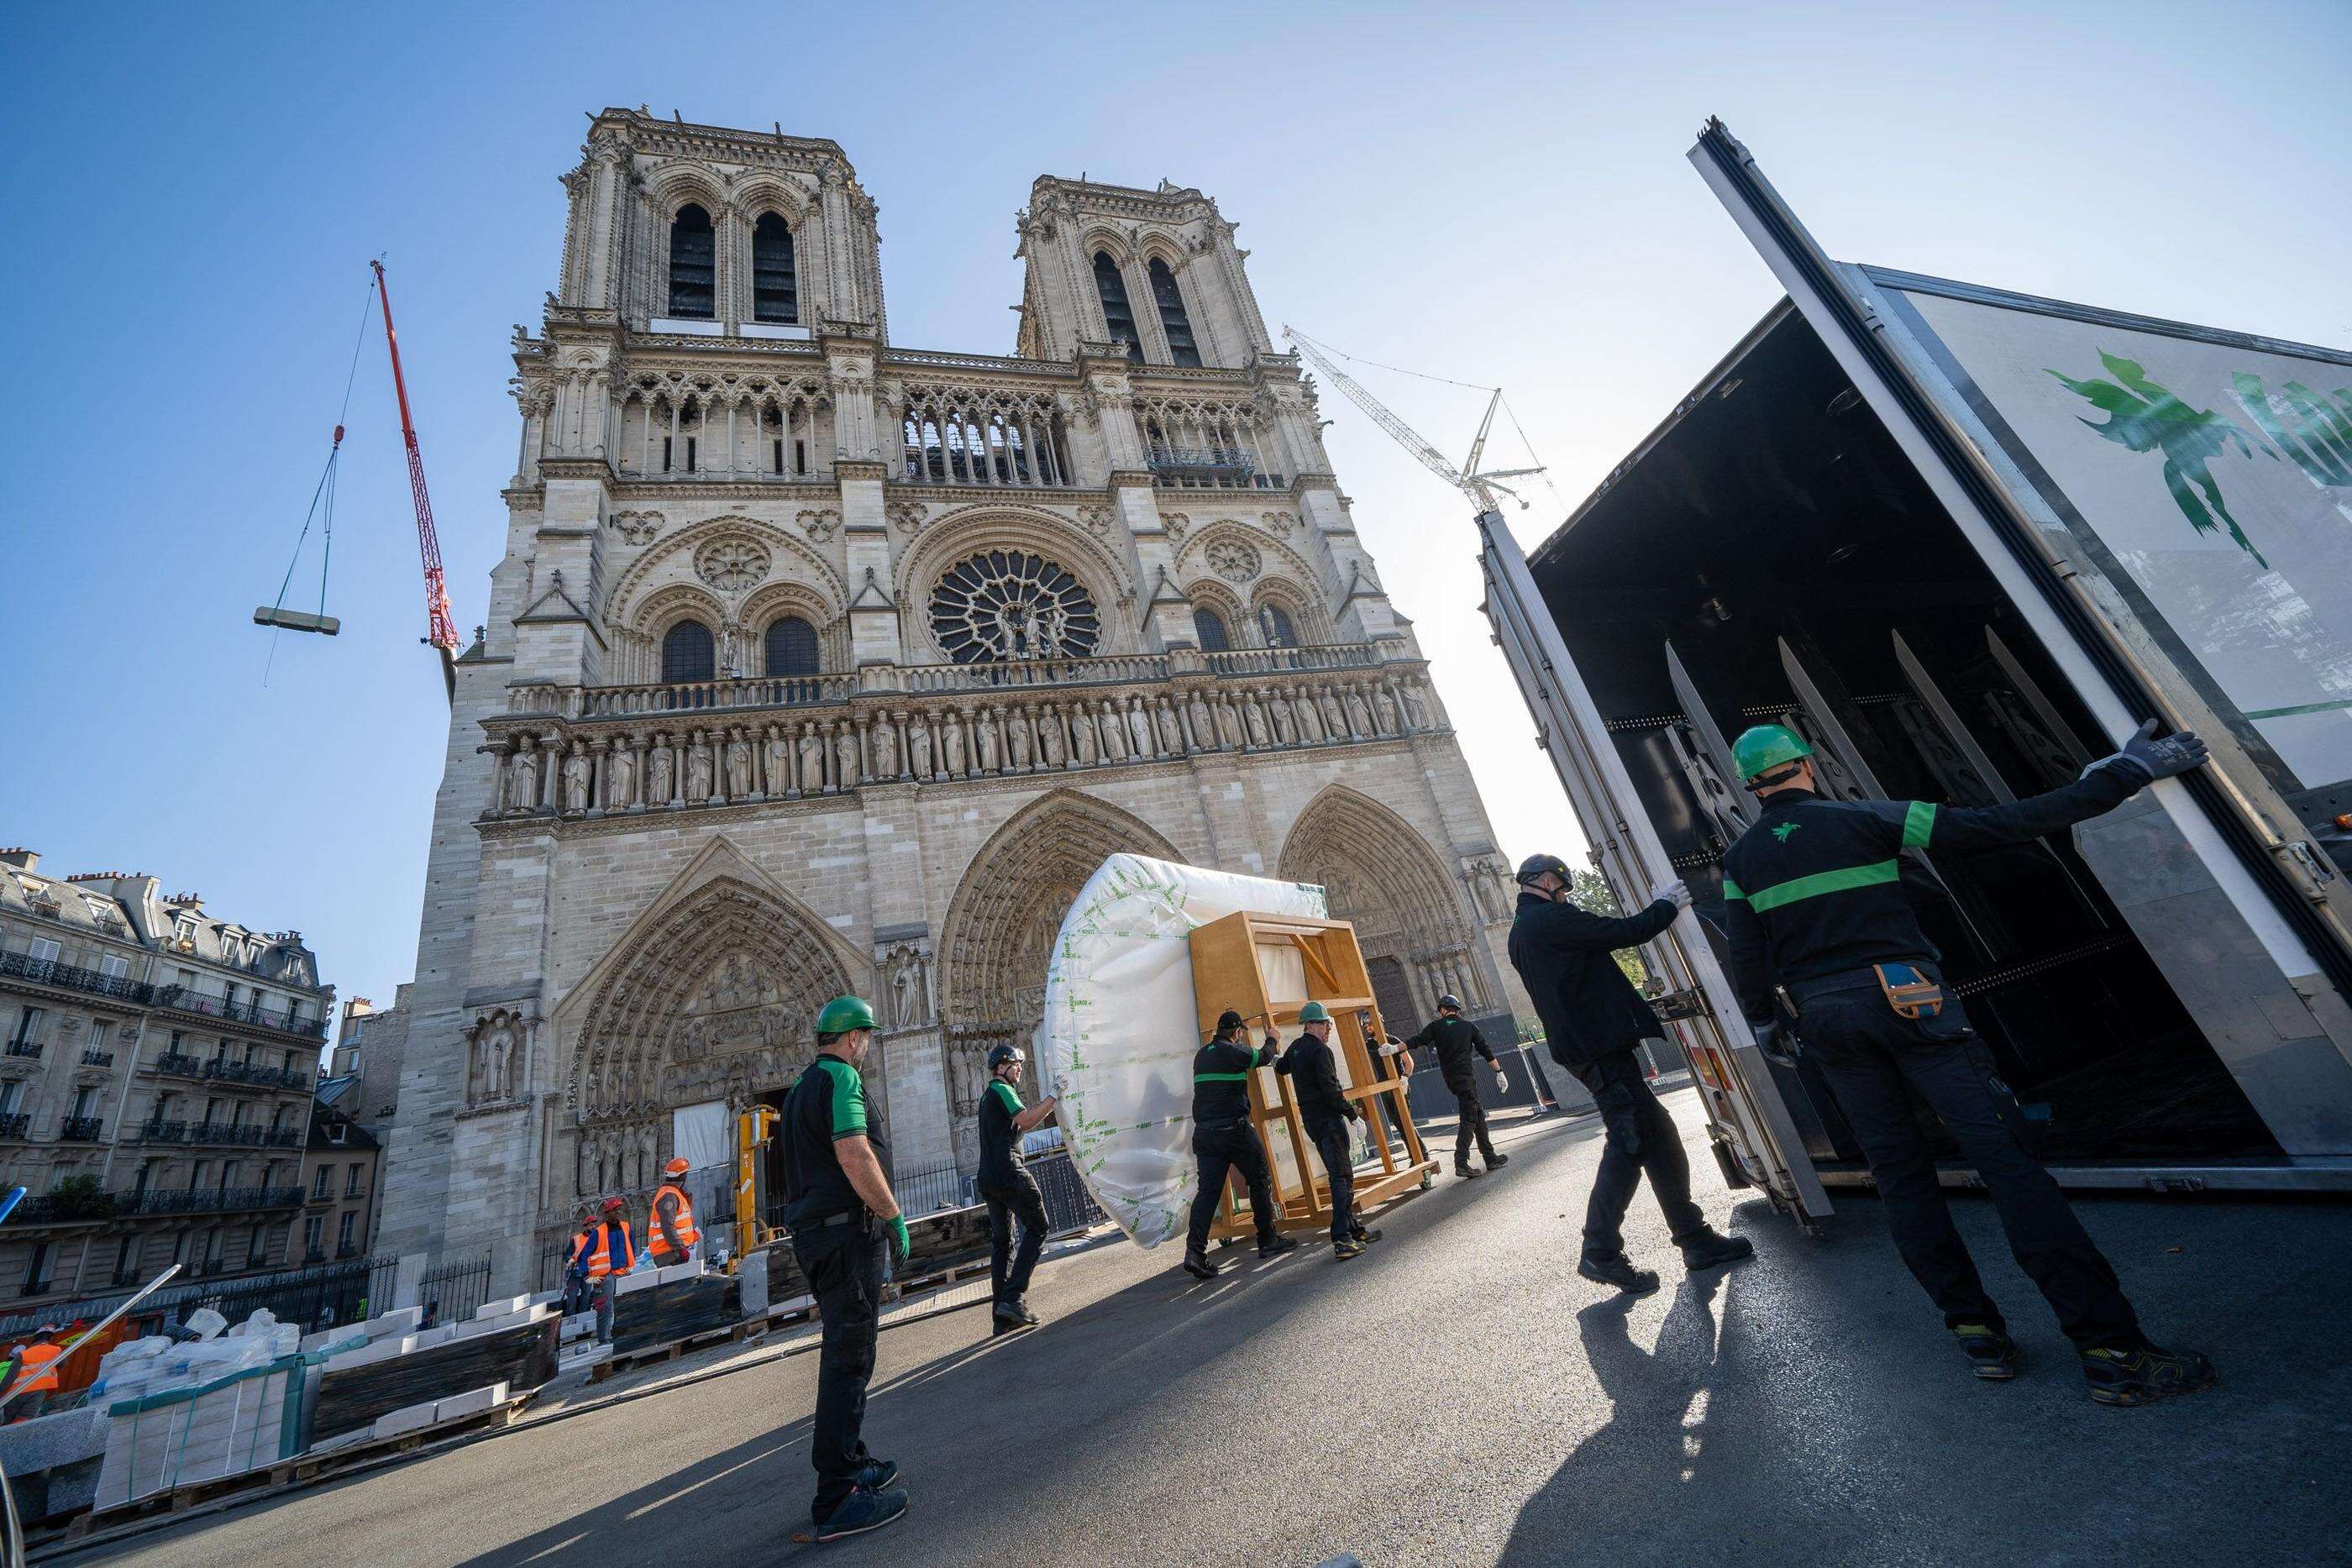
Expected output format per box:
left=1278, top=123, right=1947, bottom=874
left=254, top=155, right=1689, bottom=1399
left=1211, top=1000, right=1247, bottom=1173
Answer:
left=380, top=109, right=1528, bottom=1286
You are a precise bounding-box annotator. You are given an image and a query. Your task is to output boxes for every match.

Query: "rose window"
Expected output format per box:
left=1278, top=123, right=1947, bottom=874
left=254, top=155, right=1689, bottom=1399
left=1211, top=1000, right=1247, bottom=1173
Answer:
left=928, top=550, right=1100, bottom=663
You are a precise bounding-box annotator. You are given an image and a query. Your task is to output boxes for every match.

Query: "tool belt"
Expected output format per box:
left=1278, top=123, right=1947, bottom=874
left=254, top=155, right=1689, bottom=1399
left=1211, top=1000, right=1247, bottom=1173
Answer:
left=1789, top=962, right=1947, bottom=1020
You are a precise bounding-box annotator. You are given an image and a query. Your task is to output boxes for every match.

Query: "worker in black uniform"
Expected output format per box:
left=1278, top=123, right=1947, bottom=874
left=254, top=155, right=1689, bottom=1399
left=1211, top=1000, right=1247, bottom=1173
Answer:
left=780, top=995, right=911, bottom=1541
left=1361, top=1016, right=1415, bottom=1162
left=1406, top=995, right=1509, bottom=1178
left=1509, top=857, right=1754, bottom=1293
left=1277, top=1001, right=1379, bottom=1259
left=1721, top=721, right=2218, bottom=1406
left=976, top=1042, right=1058, bottom=1331
left=1182, top=1009, right=1299, bottom=1280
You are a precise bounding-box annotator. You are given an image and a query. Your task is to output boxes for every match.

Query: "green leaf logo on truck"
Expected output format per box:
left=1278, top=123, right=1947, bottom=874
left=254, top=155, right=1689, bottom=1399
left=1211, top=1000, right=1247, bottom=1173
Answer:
left=2050, top=352, right=2352, bottom=572
left=2046, top=352, right=2266, bottom=567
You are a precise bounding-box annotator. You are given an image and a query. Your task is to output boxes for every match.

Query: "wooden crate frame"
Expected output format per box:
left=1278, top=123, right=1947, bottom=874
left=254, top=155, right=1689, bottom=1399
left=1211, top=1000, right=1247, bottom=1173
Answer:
left=1187, top=910, right=1438, bottom=1242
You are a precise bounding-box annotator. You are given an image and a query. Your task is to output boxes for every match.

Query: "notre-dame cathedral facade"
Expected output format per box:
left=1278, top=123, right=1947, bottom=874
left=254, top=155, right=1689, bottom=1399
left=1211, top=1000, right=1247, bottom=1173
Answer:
left=379, top=108, right=1531, bottom=1287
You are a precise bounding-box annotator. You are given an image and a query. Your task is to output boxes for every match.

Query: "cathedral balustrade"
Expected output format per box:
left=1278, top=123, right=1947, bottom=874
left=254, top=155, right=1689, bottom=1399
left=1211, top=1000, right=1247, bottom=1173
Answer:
left=480, top=650, right=1443, bottom=821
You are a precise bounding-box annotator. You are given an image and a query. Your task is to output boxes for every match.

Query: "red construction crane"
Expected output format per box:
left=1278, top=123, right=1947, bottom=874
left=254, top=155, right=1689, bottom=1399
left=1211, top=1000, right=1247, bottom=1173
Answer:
left=372, top=259, right=460, bottom=700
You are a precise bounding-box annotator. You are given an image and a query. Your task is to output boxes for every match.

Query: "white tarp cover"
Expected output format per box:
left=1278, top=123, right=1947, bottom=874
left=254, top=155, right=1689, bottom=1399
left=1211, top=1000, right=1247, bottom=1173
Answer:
left=671, top=1099, right=730, bottom=1171
left=1041, top=854, right=1326, bottom=1247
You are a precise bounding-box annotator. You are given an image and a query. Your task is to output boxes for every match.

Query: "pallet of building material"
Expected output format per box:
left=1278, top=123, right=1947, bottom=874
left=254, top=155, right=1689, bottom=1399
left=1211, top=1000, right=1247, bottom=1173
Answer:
left=91, top=1356, right=307, bottom=1513
left=609, top=1273, right=742, bottom=1356
left=308, top=1314, right=557, bottom=1444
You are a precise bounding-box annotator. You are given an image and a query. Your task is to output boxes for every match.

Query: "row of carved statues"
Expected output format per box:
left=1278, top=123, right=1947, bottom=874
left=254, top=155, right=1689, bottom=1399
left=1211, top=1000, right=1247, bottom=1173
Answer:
left=488, top=669, right=1440, bottom=817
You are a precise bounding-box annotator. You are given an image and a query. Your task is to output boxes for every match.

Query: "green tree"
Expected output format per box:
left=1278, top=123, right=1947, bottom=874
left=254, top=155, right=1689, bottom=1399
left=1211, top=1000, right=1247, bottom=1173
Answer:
left=1567, top=868, right=1648, bottom=989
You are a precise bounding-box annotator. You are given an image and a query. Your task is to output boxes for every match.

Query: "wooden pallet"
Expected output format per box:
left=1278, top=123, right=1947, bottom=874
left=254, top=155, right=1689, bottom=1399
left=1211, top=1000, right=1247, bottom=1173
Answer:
left=59, top=1392, right=535, bottom=1540
left=587, top=1318, right=753, bottom=1382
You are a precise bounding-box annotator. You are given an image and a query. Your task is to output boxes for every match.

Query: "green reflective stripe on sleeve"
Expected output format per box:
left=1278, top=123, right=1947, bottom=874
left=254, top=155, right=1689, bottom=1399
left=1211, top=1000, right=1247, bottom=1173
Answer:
left=988, top=1080, right=1021, bottom=1114
left=1903, top=800, right=1938, bottom=849
left=1744, top=860, right=1903, bottom=913
left=820, top=1057, right=866, bottom=1139
left=1721, top=878, right=1746, bottom=902
left=1193, top=1072, right=1252, bottom=1083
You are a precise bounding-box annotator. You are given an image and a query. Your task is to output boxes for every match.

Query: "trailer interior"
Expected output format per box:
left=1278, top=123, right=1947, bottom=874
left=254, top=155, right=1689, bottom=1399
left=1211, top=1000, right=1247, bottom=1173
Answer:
left=1530, top=302, right=2282, bottom=1173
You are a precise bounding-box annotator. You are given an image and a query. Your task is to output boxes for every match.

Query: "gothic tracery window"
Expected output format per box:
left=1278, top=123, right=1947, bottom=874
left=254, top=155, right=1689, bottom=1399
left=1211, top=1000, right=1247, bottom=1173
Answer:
left=752, top=213, right=797, bottom=323
left=662, top=620, right=717, bottom=683
left=668, top=204, right=716, bottom=319
left=1192, top=606, right=1231, bottom=653
left=1093, top=252, right=1142, bottom=364
left=1149, top=259, right=1200, bottom=367
left=929, top=551, right=1100, bottom=663
left=764, top=615, right=819, bottom=677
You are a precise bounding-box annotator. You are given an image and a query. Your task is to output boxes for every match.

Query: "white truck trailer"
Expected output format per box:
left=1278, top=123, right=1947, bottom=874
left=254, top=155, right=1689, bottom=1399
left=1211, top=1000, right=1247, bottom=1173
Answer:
left=1481, top=121, right=2352, bottom=1220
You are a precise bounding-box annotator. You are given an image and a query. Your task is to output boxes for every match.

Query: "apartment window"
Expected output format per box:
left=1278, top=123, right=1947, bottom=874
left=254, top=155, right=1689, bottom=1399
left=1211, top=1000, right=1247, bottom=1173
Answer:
left=1148, top=258, right=1200, bottom=367
left=88, top=1020, right=110, bottom=1053
left=190, top=1161, right=209, bottom=1191
left=134, top=1159, right=157, bottom=1195
left=751, top=212, right=797, bottom=323
left=218, top=1162, right=237, bottom=1192
left=312, top=1165, right=331, bottom=1199
left=1093, top=251, right=1142, bottom=363
left=97, top=953, right=129, bottom=981
left=112, top=1235, right=135, bottom=1285
left=302, top=1215, right=323, bottom=1257
left=25, top=940, right=60, bottom=971
left=23, top=1242, right=50, bottom=1296
left=345, top=1162, right=365, bottom=1197
left=8, top=1007, right=42, bottom=1046
left=666, top=203, right=716, bottom=318
left=337, top=1211, right=357, bottom=1252
left=661, top=621, right=716, bottom=684
left=1192, top=606, right=1232, bottom=653
left=245, top=1227, right=266, bottom=1267
left=69, top=1087, right=97, bottom=1120
left=168, top=1030, right=185, bottom=1055
left=0, top=1081, right=24, bottom=1116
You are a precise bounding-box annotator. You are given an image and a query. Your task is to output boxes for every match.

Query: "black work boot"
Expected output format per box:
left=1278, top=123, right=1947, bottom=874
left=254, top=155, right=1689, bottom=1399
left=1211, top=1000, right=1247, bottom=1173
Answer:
left=1181, top=1248, right=1221, bottom=1280
left=1352, top=1225, right=1383, bottom=1244
left=994, top=1296, right=1040, bottom=1328
left=1678, top=1229, right=1755, bottom=1272
left=1455, top=1163, right=1483, bottom=1179
left=1257, top=1233, right=1299, bottom=1259
left=2079, top=1343, right=2217, bottom=1407
left=1952, top=1323, right=2019, bottom=1380
left=1333, top=1237, right=1365, bottom=1261
left=1578, top=1253, right=1662, bottom=1295
left=1484, top=1152, right=1509, bottom=1170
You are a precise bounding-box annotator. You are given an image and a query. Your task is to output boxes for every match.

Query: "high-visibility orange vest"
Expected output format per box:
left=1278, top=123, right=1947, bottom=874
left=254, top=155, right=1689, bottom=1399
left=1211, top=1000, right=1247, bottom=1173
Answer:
left=12, top=1343, right=61, bottom=1395
left=582, top=1219, right=633, bottom=1280
left=648, top=1184, right=699, bottom=1258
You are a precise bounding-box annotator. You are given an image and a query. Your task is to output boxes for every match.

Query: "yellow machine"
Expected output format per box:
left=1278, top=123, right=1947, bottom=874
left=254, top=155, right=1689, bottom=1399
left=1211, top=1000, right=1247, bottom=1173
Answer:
left=732, top=1104, right=781, bottom=1267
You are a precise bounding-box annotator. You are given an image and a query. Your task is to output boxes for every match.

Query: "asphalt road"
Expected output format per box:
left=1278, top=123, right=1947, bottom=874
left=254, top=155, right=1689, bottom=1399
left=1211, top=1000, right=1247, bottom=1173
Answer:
left=72, top=1093, right=2352, bottom=1567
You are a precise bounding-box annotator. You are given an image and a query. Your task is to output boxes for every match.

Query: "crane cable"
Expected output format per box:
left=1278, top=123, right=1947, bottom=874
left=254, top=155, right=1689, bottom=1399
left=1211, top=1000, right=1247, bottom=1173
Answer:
left=261, top=276, right=377, bottom=683
left=1286, top=328, right=1569, bottom=511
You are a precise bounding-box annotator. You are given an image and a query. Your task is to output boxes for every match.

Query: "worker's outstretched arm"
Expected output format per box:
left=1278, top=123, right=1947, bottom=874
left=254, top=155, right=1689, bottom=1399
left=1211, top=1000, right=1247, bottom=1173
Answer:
left=1515, top=894, right=1677, bottom=954
left=1012, top=1097, right=1058, bottom=1134
left=1907, top=725, right=2206, bottom=852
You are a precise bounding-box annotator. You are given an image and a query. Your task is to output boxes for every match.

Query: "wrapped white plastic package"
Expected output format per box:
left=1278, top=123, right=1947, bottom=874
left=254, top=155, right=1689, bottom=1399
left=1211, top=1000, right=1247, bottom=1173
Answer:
left=1039, top=854, right=1326, bottom=1247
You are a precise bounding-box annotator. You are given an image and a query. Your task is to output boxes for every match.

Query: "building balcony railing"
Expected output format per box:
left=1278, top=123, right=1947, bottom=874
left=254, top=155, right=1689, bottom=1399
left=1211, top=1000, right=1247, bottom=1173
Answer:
left=482, top=643, right=1443, bottom=823
left=188, top=1121, right=267, bottom=1147
left=307, top=1187, right=333, bottom=1204
left=151, top=1051, right=205, bottom=1078
left=265, top=1127, right=305, bottom=1148
left=570, top=673, right=856, bottom=720
left=60, top=1116, right=102, bottom=1141
left=0, top=1114, right=29, bottom=1140
left=138, top=1118, right=188, bottom=1143
left=0, top=949, right=155, bottom=1006
left=123, top=1185, right=303, bottom=1218
left=336, top=1241, right=360, bottom=1259
left=1146, top=443, right=1264, bottom=488
left=303, top=1246, right=326, bottom=1263
left=5, top=1040, right=41, bottom=1059
left=156, top=988, right=328, bottom=1040
left=81, top=1047, right=114, bottom=1068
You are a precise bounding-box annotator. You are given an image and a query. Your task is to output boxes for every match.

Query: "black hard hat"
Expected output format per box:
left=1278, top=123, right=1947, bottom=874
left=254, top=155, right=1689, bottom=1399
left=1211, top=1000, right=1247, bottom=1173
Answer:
left=1214, top=1009, right=1246, bottom=1033
left=1515, top=852, right=1571, bottom=887
left=1437, top=994, right=1463, bottom=1011
left=986, top=1043, right=1025, bottom=1070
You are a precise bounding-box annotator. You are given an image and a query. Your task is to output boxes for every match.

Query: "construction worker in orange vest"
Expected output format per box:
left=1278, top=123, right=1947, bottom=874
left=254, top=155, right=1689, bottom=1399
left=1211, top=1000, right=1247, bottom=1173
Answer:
left=5, top=1335, right=63, bottom=1408
left=582, top=1196, right=635, bottom=1345
left=648, top=1157, right=701, bottom=1267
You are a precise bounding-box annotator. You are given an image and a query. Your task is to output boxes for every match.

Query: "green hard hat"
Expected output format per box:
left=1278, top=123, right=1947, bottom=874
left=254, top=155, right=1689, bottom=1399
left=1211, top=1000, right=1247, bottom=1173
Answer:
left=816, top=994, right=877, bottom=1035
left=1297, top=1001, right=1331, bottom=1025
left=1731, top=724, right=1814, bottom=782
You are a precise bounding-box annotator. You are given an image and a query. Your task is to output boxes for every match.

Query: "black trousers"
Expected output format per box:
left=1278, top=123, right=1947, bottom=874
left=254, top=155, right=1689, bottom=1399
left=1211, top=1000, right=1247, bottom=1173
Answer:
left=1579, top=1051, right=1705, bottom=1260
left=1451, top=1081, right=1499, bottom=1168
left=979, top=1168, right=1047, bottom=1303
left=1800, top=984, right=2142, bottom=1350
left=1187, top=1119, right=1279, bottom=1252
left=1308, top=1117, right=1357, bottom=1245
left=792, top=1221, right=885, bottom=1522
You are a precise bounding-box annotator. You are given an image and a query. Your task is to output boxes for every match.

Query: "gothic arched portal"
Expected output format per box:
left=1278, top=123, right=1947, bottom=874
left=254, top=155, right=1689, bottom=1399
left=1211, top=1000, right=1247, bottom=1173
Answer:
left=1278, top=785, right=1483, bottom=1033
left=938, top=790, right=1179, bottom=1170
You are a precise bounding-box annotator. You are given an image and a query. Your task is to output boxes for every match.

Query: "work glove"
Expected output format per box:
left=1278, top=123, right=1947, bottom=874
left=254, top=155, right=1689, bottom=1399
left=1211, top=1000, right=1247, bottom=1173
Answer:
left=1651, top=879, right=1693, bottom=911
left=2091, top=718, right=2208, bottom=785
left=885, top=1214, right=911, bottom=1262
left=1751, top=1017, right=1800, bottom=1069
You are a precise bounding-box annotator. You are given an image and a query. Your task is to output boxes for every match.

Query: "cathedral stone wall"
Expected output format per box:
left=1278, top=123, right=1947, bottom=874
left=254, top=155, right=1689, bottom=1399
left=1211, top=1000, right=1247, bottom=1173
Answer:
left=379, top=110, right=1531, bottom=1291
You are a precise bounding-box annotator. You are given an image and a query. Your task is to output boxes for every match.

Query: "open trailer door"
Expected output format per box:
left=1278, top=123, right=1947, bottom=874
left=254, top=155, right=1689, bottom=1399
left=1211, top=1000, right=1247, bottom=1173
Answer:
left=1478, top=509, right=1835, bottom=1223
left=1684, top=118, right=2352, bottom=1178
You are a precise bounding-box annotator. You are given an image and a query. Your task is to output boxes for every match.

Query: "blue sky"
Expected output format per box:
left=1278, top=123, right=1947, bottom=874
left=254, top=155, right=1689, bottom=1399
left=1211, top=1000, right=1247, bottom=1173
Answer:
left=5, top=2, right=2346, bottom=1029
